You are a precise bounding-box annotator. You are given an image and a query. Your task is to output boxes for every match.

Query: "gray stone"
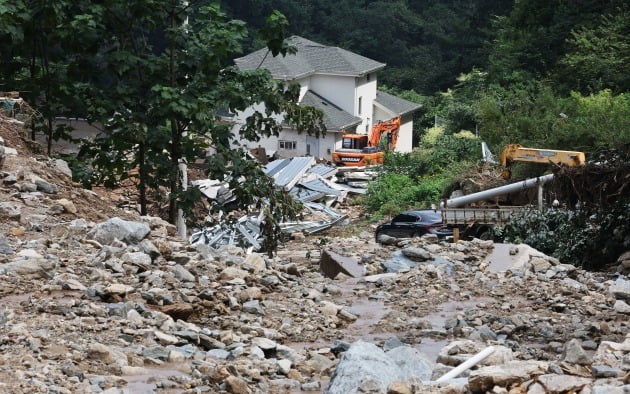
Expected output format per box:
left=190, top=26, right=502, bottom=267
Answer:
left=537, top=374, right=592, bottom=393
left=1, top=257, right=55, bottom=279
left=613, top=300, right=630, bottom=314
left=142, top=345, right=170, bottom=361
left=470, top=325, right=498, bottom=342
left=377, top=234, right=398, bottom=245
left=301, top=381, right=321, bottom=391
left=0, top=202, right=21, bottom=220
left=68, top=219, right=89, bottom=232
left=139, top=240, right=160, bottom=260
left=261, top=275, right=280, bottom=287
left=610, top=278, right=630, bottom=300
left=243, top=300, right=264, bottom=315
left=591, top=365, right=622, bottom=378
left=401, top=246, right=431, bottom=261
left=591, top=385, right=630, bottom=394
left=0, top=235, right=13, bottom=255
left=386, top=345, right=434, bottom=382
left=87, top=217, right=151, bottom=245
left=2, top=174, right=17, bottom=185
left=251, top=337, right=277, bottom=350
left=331, top=340, right=351, bottom=355
left=35, top=178, right=58, bottom=194
left=207, top=349, right=230, bottom=360
left=562, top=339, right=591, bottom=365
left=54, top=159, right=73, bottom=177
left=122, top=252, right=152, bottom=266
left=172, top=264, right=195, bottom=282
left=277, top=359, right=292, bottom=374
left=320, top=249, right=364, bottom=279
left=383, top=337, right=405, bottom=352
left=468, top=360, right=548, bottom=393
left=325, top=341, right=433, bottom=394
left=382, top=250, right=417, bottom=273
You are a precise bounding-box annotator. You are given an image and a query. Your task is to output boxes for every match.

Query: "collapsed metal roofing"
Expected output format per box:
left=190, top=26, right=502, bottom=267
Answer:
left=191, top=157, right=368, bottom=251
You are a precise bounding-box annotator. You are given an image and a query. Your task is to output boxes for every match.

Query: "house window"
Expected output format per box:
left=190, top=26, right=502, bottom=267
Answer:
left=279, top=140, right=297, bottom=150
left=358, top=96, right=362, bottom=115
left=366, top=73, right=371, bottom=82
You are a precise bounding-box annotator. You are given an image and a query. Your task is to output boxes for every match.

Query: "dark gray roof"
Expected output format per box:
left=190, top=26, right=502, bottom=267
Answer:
left=234, top=36, right=386, bottom=79
left=301, top=90, right=362, bottom=131
left=375, top=91, right=422, bottom=116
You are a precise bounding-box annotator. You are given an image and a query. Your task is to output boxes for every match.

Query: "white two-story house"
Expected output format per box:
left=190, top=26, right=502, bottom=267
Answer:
left=233, top=36, right=421, bottom=159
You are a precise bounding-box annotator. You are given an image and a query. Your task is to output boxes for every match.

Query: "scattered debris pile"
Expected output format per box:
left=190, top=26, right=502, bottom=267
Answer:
left=553, top=144, right=630, bottom=207
left=190, top=157, right=366, bottom=250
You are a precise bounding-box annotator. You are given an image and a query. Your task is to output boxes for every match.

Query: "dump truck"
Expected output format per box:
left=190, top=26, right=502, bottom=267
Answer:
left=440, top=174, right=555, bottom=240
left=331, top=116, right=400, bottom=167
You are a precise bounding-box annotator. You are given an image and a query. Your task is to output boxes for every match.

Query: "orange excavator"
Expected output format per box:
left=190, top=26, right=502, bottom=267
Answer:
left=332, top=116, right=400, bottom=166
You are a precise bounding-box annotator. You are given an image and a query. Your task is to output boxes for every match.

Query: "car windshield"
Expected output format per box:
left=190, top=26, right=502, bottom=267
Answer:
left=419, top=211, right=441, bottom=223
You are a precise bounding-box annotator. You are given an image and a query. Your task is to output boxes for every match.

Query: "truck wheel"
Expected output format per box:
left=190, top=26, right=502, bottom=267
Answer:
left=477, top=227, right=494, bottom=241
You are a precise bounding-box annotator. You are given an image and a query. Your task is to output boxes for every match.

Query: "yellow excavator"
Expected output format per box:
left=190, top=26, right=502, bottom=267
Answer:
left=499, top=144, right=586, bottom=179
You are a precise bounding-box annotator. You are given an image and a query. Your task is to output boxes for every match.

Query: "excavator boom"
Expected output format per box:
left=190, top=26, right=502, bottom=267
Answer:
left=500, top=144, right=586, bottom=168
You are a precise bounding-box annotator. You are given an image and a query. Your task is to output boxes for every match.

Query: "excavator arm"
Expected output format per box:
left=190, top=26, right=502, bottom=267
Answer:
left=499, top=144, right=586, bottom=178
left=368, top=116, right=401, bottom=150
left=500, top=144, right=586, bottom=167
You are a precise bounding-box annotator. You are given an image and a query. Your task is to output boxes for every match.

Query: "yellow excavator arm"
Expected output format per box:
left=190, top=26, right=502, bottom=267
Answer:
left=500, top=144, right=585, bottom=167
left=499, top=144, right=585, bottom=179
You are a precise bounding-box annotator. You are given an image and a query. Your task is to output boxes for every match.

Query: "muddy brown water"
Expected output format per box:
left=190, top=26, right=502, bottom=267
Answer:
left=121, top=366, right=186, bottom=393
left=287, top=277, right=497, bottom=393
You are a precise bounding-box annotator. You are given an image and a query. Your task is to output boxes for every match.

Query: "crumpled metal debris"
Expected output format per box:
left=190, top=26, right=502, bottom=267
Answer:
left=190, top=215, right=262, bottom=251
left=191, top=157, right=366, bottom=250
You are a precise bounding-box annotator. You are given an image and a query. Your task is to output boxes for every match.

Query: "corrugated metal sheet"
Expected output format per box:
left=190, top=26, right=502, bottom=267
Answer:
left=334, top=183, right=367, bottom=194
left=290, top=186, right=326, bottom=202
left=307, top=163, right=337, bottom=179
left=273, top=156, right=315, bottom=190
left=264, top=159, right=291, bottom=177
left=304, top=201, right=343, bottom=219
left=299, top=178, right=342, bottom=197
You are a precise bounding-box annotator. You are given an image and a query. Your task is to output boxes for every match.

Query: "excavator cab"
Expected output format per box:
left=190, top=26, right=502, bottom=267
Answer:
left=332, top=116, right=401, bottom=166
left=341, top=134, right=369, bottom=150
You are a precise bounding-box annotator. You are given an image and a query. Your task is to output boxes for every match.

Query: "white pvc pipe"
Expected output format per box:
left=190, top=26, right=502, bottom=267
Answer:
left=434, top=346, right=496, bottom=383
left=441, top=174, right=554, bottom=208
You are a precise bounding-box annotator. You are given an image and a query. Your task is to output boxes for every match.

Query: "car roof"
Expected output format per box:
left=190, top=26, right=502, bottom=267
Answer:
left=401, top=209, right=441, bottom=217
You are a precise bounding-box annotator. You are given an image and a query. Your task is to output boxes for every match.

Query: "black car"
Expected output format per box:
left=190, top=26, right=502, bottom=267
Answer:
left=375, top=210, right=453, bottom=241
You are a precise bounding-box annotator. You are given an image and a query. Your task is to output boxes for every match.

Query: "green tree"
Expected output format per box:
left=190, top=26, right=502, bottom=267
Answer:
left=0, top=0, right=82, bottom=154
left=559, top=11, right=630, bottom=94
left=61, top=2, right=325, bottom=253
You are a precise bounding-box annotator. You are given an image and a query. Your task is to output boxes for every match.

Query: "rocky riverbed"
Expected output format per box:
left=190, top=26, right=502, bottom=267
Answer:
left=1, top=126, right=629, bottom=393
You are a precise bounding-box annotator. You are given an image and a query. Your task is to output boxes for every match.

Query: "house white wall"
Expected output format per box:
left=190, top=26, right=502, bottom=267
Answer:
left=231, top=101, right=341, bottom=159
left=355, top=73, right=377, bottom=134
left=232, top=71, right=414, bottom=160
left=397, top=113, right=414, bottom=153
left=309, top=75, right=356, bottom=115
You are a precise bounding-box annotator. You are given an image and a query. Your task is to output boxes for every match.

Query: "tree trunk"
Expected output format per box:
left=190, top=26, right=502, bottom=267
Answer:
left=138, top=142, right=147, bottom=215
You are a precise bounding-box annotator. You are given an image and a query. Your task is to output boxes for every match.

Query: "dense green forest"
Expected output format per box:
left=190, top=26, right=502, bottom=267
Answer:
left=220, top=0, right=514, bottom=93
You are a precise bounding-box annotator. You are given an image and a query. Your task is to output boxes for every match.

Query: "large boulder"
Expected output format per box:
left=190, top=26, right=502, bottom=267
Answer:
left=320, top=249, right=364, bottom=279
left=324, top=341, right=433, bottom=394
left=87, top=217, right=151, bottom=245
left=0, top=255, right=56, bottom=279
